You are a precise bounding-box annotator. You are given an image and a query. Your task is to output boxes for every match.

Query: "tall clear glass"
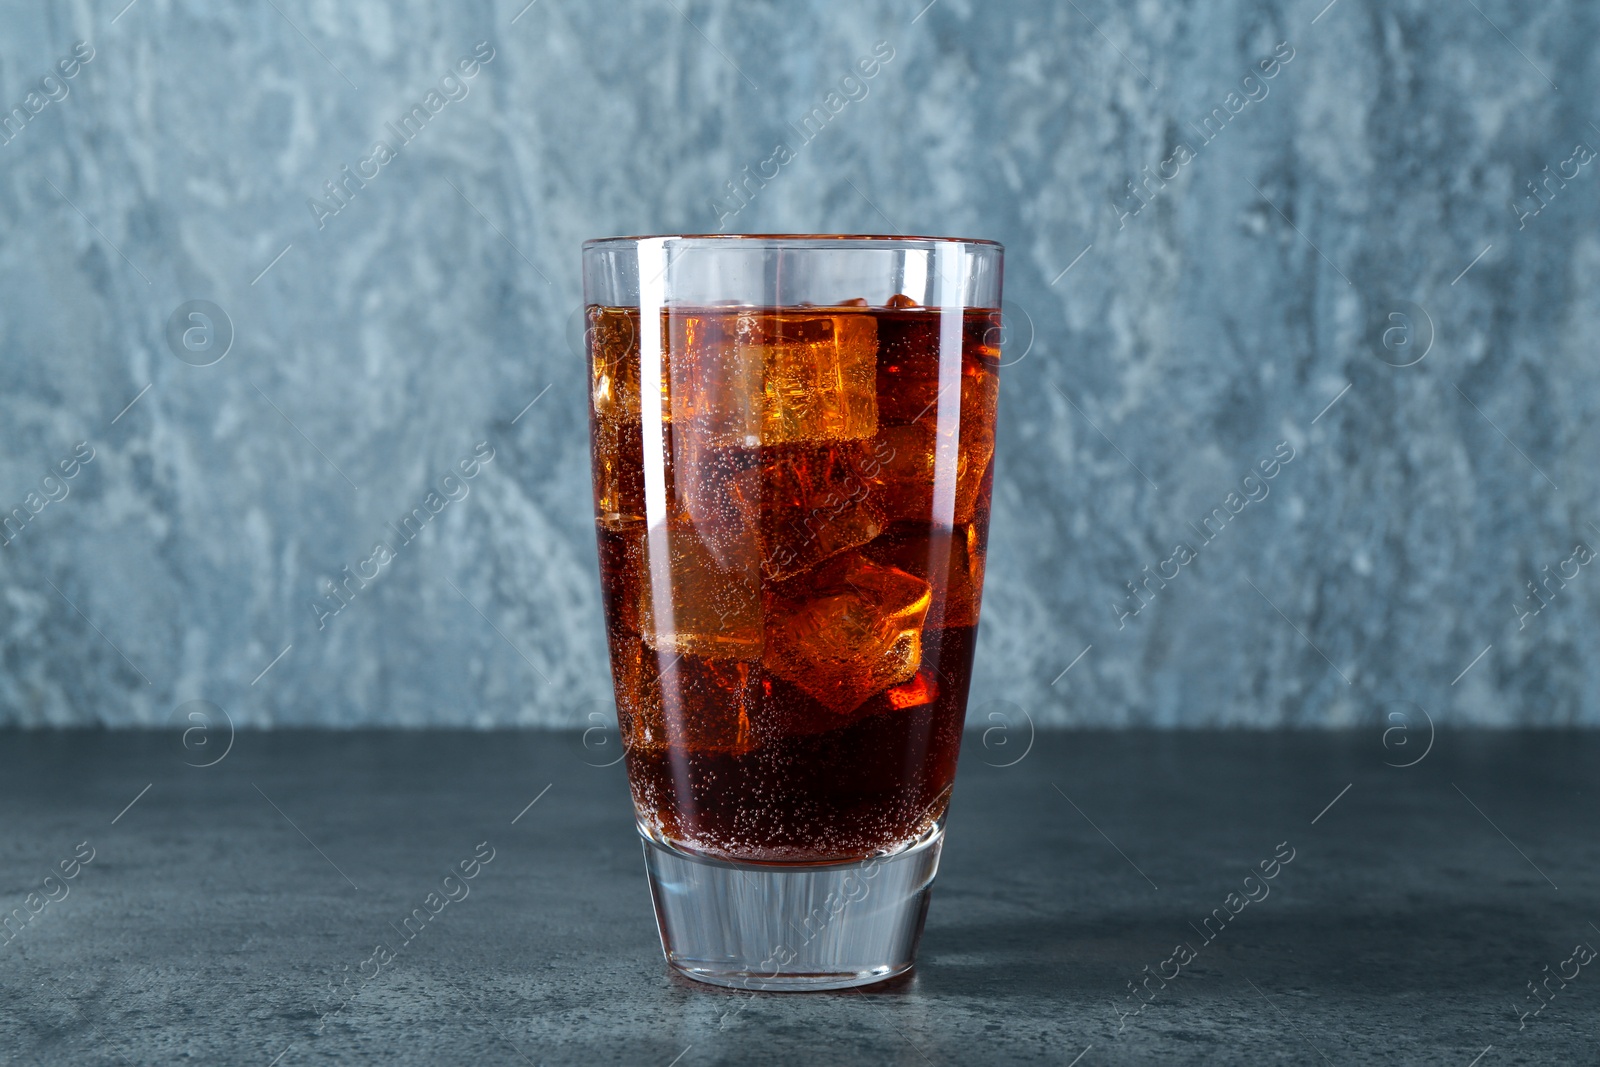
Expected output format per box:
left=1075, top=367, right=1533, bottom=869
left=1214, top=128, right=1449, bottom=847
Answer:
left=583, top=234, right=1003, bottom=990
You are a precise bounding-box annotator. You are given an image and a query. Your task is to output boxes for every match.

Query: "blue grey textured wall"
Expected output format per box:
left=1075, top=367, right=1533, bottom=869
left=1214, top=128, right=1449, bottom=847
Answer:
left=1, top=0, right=1596, bottom=727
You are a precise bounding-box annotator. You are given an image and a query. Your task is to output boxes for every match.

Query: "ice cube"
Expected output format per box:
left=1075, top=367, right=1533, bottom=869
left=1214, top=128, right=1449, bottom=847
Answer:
left=632, top=522, right=764, bottom=659
left=871, top=366, right=997, bottom=525
left=759, top=442, right=886, bottom=580
left=670, top=310, right=878, bottom=445
left=884, top=667, right=939, bottom=710
left=765, top=553, right=931, bottom=713
left=863, top=523, right=984, bottom=630
left=596, top=519, right=644, bottom=633
left=871, top=425, right=988, bottom=526
left=589, top=306, right=647, bottom=424
left=969, top=459, right=993, bottom=559
left=608, top=630, right=661, bottom=749
left=592, top=416, right=647, bottom=528
left=668, top=431, right=760, bottom=541
left=756, top=312, right=879, bottom=443
left=609, top=632, right=756, bottom=755
left=590, top=305, right=669, bottom=529
left=660, top=654, right=757, bottom=753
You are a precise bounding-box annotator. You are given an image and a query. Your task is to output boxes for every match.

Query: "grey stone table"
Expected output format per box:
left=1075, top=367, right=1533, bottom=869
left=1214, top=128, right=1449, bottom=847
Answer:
left=1, top=729, right=1595, bottom=1065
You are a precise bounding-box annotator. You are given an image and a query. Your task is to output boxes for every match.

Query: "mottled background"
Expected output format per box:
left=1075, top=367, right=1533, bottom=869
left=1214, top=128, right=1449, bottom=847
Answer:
left=1, top=0, right=1595, bottom=728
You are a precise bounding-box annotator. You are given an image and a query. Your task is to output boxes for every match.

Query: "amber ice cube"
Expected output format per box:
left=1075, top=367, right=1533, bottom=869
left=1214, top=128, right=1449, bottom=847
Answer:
left=590, top=306, right=662, bottom=528
left=759, top=442, right=886, bottom=580
left=872, top=424, right=990, bottom=527
left=765, top=552, right=932, bottom=713
left=589, top=306, right=654, bottom=425
left=607, top=631, right=756, bottom=755
left=592, top=417, right=647, bottom=527
left=668, top=431, right=760, bottom=539
left=872, top=365, right=997, bottom=525
left=596, top=519, right=644, bottom=634
left=669, top=310, right=879, bottom=446
left=632, top=522, right=764, bottom=659
left=863, top=523, right=985, bottom=630
left=639, top=431, right=891, bottom=582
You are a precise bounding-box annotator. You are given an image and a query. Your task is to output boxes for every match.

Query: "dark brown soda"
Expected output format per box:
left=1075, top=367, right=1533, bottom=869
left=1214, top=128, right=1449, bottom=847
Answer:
left=590, top=303, right=1000, bottom=863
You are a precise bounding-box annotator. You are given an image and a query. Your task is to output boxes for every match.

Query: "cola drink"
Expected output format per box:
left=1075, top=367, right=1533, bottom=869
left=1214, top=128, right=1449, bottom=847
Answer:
left=590, top=300, right=1000, bottom=863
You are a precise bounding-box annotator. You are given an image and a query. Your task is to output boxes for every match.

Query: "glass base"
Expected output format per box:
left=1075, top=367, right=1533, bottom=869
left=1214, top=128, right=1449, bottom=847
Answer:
left=641, top=827, right=944, bottom=991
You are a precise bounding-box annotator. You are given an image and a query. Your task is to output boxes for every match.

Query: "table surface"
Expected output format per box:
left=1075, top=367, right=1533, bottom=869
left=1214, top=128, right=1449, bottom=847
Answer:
left=1, top=729, right=1595, bottom=1065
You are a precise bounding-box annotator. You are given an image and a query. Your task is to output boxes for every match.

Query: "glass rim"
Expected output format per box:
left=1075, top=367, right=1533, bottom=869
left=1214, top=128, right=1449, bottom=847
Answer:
left=583, top=233, right=1003, bottom=251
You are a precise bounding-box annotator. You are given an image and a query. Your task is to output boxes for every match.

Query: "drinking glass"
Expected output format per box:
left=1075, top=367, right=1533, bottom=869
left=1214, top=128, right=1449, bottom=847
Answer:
left=583, top=234, right=1003, bottom=989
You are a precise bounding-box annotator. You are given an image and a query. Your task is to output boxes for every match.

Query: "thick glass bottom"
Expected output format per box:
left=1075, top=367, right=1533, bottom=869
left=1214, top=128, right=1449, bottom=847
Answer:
left=641, top=826, right=943, bottom=991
